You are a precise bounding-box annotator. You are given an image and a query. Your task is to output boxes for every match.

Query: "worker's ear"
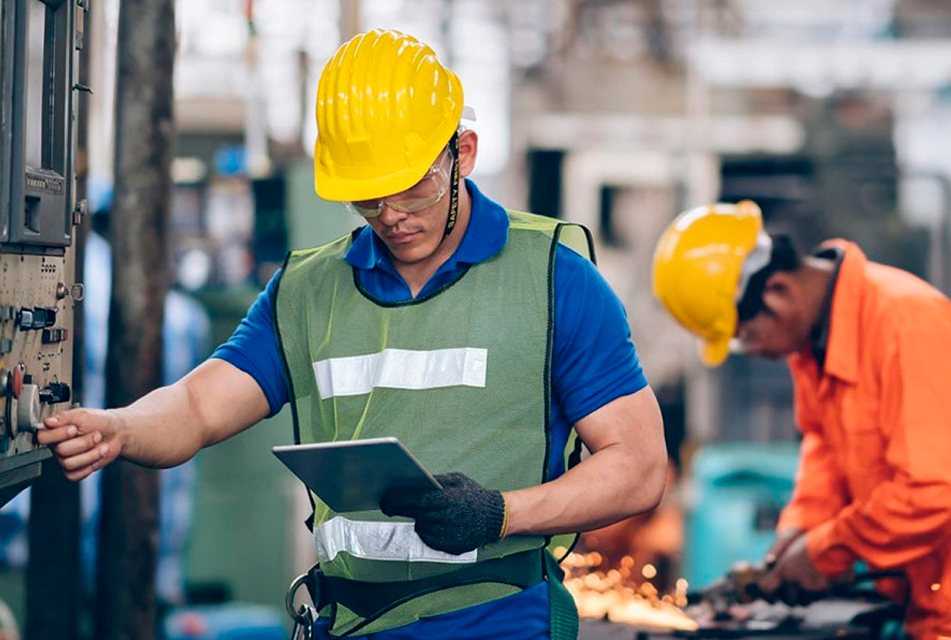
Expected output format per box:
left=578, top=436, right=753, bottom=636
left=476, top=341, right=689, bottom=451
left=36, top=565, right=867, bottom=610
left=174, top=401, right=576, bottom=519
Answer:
left=761, top=271, right=797, bottom=314
left=457, top=129, right=478, bottom=179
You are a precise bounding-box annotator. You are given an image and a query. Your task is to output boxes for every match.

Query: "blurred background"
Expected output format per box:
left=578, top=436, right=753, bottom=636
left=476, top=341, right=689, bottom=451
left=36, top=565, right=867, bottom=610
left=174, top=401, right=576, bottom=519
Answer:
left=5, top=0, right=951, bottom=638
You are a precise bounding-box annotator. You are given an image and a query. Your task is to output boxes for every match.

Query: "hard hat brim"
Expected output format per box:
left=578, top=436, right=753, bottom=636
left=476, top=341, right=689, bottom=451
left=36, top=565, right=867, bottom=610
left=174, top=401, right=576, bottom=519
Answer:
left=699, top=337, right=731, bottom=368
left=313, top=152, right=435, bottom=203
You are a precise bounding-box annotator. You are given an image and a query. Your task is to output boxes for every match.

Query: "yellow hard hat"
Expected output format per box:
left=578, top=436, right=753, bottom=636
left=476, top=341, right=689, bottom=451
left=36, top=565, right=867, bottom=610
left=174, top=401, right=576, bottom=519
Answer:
left=651, top=201, right=764, bottom=367
left=313, top=29, right=464, bottom=202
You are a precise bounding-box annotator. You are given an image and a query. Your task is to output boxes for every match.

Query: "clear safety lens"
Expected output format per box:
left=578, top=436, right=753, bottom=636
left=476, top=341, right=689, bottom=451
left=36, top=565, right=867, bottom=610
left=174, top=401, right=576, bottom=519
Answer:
left=344, top=148, right=453, bottom=218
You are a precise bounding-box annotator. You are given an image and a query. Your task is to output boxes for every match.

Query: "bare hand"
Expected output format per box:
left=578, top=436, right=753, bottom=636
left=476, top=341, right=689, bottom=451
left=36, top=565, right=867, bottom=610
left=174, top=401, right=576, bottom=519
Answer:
left=763, top=527, right=804, bottom=568
left=37, top=408, right=123, bottom=481
left=759, top=532, right=831, bottom=604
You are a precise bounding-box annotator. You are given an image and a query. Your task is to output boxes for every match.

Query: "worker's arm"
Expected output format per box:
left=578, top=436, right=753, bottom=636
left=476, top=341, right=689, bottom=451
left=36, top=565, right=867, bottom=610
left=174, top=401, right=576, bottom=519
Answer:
left=775, top=365, right=850, bottom=535
left=778, top=434, right=850, bottom=532
left=379, top=386, right=666, bottom=555
left=37, top=358, right=271, bottom=480
left=806, top=316, right=951, bottom=575
left=743, top=371, right=851, bottom=598
left=503, top=385, right=667, bottom=536
left=379, top=248, right=665, bottom=553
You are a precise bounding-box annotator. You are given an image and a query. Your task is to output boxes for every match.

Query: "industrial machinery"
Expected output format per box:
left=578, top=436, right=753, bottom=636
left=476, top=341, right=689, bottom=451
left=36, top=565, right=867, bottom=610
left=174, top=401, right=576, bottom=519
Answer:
left=0, top=0, right=86, bottom=505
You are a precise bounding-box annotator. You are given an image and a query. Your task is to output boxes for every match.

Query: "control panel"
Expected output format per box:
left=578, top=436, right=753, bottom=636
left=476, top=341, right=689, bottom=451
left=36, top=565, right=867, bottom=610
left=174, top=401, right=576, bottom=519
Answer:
left=0, top=255, right=81, bottom=490
left=0, top=0, right=85, bottom=503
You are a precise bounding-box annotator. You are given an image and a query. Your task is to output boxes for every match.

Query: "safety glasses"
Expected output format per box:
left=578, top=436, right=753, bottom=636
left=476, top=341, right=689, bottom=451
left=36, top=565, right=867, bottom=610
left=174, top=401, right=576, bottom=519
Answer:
left=344, top=147, right=454, bottom=218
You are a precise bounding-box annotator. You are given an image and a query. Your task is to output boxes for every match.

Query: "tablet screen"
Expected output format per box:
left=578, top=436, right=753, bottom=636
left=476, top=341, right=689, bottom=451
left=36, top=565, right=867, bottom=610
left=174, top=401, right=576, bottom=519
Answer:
left=272, top=437, right=440, bottom=512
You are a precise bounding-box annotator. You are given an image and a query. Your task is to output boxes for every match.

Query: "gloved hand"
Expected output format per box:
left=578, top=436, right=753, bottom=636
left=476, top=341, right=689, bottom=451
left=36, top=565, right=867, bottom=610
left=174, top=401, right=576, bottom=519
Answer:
left=380, top=472, right=506, bottom=555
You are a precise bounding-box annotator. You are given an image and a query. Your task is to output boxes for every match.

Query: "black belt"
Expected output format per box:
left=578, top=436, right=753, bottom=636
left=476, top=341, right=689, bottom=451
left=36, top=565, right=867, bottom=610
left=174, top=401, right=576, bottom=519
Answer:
left=307, top=548, right=545, bottom=621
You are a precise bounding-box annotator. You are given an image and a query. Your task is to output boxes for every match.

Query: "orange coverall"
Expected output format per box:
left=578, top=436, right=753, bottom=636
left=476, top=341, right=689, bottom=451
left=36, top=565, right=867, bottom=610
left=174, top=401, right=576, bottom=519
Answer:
left=777, top=241, right=951, bottom=639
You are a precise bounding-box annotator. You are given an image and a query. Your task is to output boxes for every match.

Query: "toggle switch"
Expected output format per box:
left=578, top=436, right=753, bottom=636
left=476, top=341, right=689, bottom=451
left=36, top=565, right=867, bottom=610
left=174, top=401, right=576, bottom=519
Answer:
left=31, top=308, right=47, bottom=328
left=30, top=307, right=55, bottom=329
left=42, top=327, right=68, bottom=344
left=17, top=308, right=33, bottom=330
left=39, top=382, right=71, bottom=405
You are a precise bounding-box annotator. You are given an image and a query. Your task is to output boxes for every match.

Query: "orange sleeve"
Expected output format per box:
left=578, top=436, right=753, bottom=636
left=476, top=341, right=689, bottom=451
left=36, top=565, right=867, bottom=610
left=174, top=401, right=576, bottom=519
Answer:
left=808, top=313, right=951, bottom=575
left=778, top=375, right=849, bottom=533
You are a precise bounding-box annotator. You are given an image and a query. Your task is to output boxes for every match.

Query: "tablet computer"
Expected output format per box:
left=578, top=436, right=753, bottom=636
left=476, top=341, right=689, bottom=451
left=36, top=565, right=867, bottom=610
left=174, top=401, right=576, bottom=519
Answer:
left=272, top=437, right=441, bottom=513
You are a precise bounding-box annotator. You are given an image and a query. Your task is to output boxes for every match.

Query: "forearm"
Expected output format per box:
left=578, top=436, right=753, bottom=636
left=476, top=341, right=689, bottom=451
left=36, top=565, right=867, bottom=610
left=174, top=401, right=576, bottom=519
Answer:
left=377, top=391, right=665, bottom=552
left=777, top=432, right=849, bottom=532
left=503, top=441, right=667, bottom=536
left=100, top=358, right=270, bottom=469
left=42, top=359, right=270, bottom=481
left=110, top=382, right=207, bottom=468
left=808, top=477, right=951, bottom=573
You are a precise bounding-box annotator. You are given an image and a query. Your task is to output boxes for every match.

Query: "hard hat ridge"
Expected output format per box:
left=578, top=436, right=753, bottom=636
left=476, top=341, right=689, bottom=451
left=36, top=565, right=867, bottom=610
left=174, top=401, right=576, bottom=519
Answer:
left=651, top=201, right=764, bottom=367
left=314, top=29, right=464, bottom=202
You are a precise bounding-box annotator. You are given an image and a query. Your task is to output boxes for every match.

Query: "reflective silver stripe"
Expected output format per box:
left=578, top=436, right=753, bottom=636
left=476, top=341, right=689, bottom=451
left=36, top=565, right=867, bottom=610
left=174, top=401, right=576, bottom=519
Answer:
left=312, top=347, right=488, bottom=400
left=313, top=516, right=478, bottom=564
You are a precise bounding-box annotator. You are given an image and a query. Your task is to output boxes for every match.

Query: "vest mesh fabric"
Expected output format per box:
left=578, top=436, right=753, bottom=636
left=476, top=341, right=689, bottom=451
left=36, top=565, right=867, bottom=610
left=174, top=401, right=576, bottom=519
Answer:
left=275, top=211, right=592, bottom=636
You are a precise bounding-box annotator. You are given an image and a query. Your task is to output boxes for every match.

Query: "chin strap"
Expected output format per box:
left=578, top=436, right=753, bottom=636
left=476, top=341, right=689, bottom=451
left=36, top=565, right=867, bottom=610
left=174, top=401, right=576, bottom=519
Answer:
left=442, top=132, right=460, bottom=239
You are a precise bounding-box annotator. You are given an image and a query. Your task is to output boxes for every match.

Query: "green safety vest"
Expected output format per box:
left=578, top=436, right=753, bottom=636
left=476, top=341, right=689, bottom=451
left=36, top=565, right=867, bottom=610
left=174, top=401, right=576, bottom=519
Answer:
left=274, top=211, right=593, bottom=637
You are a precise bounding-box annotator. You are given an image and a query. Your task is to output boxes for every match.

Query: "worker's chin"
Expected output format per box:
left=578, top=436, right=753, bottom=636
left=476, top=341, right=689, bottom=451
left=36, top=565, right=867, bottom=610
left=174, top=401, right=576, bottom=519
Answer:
left=738, top=346, right=772, bottom=360
left=387, top=241, right=436, bottom=266
left=386, top=233, right=439, bottom=264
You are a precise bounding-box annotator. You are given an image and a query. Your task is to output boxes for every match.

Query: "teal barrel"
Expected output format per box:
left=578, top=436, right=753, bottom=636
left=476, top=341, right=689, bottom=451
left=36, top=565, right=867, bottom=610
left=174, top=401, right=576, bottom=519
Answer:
left=683, top=442, right=800, bottom=589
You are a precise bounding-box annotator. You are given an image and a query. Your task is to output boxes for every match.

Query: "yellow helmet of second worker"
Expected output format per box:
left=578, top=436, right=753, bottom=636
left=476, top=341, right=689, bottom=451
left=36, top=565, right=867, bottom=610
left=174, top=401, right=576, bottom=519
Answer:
left=651, top=200, right=764, bottom=367
left=313, top=29, right=464, bottom=202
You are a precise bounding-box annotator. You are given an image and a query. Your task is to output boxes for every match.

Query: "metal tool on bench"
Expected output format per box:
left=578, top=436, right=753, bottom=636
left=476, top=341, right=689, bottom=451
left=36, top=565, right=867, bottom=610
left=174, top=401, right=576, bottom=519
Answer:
left=689, top=563, right=904, bottom=607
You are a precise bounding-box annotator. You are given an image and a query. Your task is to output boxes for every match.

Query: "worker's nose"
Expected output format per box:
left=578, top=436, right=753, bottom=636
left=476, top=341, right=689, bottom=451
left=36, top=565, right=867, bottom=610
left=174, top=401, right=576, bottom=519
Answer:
left=733, top=323, right=757, bottom=356
left=735, top=319, right=750, bottom=341
left=378, top=204, right=408, bottom=227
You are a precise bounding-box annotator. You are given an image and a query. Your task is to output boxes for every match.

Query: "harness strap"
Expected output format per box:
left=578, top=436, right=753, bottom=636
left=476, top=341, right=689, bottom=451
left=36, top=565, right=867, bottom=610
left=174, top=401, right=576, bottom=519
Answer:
left=544, top=548, right=580, bottom=640
left=307, top=549, right=544, bottom=621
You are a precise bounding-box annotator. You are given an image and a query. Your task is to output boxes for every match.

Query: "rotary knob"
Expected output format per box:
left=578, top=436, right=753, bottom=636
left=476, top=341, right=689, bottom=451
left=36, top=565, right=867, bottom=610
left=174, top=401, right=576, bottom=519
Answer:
left=16, top=383, right=40, bottom=433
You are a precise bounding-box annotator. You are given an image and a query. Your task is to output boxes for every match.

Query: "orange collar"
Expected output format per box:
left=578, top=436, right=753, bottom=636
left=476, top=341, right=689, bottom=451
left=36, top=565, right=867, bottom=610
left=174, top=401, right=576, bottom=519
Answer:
left=816, top=239, right=866, bottom=384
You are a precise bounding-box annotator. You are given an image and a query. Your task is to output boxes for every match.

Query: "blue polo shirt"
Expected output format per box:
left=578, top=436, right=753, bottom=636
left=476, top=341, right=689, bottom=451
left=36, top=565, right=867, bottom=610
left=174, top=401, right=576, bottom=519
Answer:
left=213, top=179, right=647, bottom=638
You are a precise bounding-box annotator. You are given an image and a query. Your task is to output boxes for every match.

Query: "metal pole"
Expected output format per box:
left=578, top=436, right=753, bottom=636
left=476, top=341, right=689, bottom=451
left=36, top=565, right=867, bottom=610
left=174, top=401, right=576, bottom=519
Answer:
left=96, top=0, right=174, bottom=637
left=340, top=0, right=361, bottom=41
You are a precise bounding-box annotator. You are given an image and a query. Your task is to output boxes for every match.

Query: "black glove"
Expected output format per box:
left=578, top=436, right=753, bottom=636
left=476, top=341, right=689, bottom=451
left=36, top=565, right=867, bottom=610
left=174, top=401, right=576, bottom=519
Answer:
left=379, top=472, right=506, bottom=555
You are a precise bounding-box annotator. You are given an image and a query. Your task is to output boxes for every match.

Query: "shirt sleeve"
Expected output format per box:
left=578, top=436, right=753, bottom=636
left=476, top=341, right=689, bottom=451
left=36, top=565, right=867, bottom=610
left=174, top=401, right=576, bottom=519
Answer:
left=807, top=316, right=951, bottom=575
left=210, top=270, right=289, bottom=418
left=777, top=365, right=851, bottom=533
left=551, top=244, right=648, bottom=424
